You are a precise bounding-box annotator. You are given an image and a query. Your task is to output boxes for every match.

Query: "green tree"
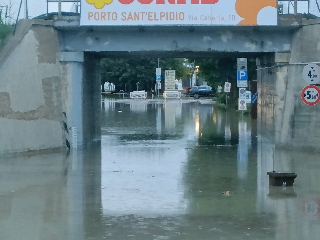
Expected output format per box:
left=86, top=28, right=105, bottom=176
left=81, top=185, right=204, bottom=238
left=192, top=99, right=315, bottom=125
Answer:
left=101, top=57, right=189, bottom=92
left=0, top=2, right=14, bottom=48
left=192, top=57, right=257, bottom=104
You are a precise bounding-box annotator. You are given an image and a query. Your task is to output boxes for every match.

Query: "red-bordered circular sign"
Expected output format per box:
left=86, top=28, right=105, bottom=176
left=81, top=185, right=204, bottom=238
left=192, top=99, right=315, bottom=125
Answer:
left=301, top=85, right=320, bottom=105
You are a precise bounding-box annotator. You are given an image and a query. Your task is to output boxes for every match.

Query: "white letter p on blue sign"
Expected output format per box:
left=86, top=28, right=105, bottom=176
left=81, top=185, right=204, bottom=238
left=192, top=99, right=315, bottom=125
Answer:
left=237, top=70, right=248, bottom=80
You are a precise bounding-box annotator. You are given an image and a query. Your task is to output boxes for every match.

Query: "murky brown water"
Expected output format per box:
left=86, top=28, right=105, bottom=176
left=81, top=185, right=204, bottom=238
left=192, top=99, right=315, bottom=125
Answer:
left=1, top=99, right=320, bottom=240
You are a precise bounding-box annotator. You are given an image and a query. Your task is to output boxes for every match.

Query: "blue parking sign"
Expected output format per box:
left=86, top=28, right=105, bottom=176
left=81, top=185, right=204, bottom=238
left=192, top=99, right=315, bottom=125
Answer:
left=237, top=70, right=248, bottom=80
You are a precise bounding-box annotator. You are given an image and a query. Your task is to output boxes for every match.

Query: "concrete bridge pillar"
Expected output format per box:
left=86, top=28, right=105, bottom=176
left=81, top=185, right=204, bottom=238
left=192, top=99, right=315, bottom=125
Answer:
left=256, top=53, right=291, bottom=143
left=58, top=52, right=101, bottom=148
left=58, top=52, right=84, bottom=147
left=82, top=53, right=101, bottom=146
left=257, top=49, right=320, bottom=151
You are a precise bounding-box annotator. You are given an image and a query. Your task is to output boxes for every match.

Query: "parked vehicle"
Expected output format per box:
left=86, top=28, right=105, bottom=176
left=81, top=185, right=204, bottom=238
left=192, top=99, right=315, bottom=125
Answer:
left=188, top=86, right=214, bottom=99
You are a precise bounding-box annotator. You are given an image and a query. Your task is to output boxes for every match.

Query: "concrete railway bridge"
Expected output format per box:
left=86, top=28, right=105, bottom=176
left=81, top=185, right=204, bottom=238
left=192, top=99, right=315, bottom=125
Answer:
left=1, top=14, right=320, bottom=154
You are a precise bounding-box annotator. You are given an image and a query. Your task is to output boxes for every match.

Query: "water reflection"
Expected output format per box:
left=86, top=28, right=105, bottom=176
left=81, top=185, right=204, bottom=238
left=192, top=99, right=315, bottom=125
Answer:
left=129, top=101, right=148, bottom=112
left=1, top=99, right=320, bottom=239
left=237, top=122, right=248, bottom=180
left=0, top=151, right=84, bottom=240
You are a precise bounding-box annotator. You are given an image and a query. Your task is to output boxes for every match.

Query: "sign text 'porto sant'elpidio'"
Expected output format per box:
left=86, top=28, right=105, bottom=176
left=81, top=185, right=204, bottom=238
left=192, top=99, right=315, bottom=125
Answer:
left=80, top=0, right=278, bottom=26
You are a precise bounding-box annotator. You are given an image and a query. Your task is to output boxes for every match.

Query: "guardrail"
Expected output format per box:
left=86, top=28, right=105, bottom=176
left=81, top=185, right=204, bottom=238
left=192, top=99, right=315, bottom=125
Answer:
left=130, top=91, right=147, bottom=99
left=163, top=91, right=181, bottom=100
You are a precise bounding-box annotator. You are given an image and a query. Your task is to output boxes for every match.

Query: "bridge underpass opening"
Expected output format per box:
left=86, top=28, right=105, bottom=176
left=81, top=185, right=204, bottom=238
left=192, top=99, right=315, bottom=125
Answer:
left=80, top=48, right=318, bottom=153
left=81, top=52, right=273, bottom=149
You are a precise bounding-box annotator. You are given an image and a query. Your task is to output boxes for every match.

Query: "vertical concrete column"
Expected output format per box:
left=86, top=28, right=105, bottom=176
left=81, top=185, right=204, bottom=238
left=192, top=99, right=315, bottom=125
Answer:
left=59, top=52, right=84, bottom=147
left=82, top=53, right=102, bottom=146
left=256, top=53, right=276, bottom=141
left=256, top=53, right=291, bottom=146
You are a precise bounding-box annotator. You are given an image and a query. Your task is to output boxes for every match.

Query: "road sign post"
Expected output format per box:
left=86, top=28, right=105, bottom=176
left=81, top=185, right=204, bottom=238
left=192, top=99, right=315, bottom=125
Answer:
left=156, top=67, right=161, bottom=97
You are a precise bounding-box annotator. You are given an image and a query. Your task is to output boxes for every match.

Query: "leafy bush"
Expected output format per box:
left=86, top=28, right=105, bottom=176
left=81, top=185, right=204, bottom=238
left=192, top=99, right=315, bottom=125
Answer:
left=0, top=23, right=14, bottom=47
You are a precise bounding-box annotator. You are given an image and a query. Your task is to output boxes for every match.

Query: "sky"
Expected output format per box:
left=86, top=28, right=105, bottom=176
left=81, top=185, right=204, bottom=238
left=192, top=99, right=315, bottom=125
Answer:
left=1, top=0, right=74, bottom=22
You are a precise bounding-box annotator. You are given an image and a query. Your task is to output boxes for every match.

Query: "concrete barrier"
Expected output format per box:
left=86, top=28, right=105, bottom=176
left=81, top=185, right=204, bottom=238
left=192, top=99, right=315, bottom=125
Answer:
left=163, top=91, right=181, bottom=100
left=130, top=91, right=147, bottom=99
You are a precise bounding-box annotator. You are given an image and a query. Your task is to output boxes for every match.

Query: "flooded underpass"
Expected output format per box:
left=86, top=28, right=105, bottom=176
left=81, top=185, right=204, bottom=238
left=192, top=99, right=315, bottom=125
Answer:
left=1, top=99, right=320, bottom=240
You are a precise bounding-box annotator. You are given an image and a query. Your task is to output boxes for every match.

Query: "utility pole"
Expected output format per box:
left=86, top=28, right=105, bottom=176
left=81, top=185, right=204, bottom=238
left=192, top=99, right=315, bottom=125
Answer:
left=226, top=78, right=228, bottom=107
left=25, top=0, right=28, bottom=19
left=58, top=0, right=62, bottom=19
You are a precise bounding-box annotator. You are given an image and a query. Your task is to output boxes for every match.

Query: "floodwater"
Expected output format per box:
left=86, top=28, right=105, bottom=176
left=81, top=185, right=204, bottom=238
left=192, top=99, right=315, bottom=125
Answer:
left=1, top=99, right=320, bottom=240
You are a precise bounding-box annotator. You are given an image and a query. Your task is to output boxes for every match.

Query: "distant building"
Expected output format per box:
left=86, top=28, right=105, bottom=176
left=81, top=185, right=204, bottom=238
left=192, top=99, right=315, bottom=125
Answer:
left=103, top=82, right=115, bottom=92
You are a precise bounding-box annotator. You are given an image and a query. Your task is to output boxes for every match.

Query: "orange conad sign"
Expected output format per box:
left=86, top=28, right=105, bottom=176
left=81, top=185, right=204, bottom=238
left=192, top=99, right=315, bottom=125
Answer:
left=80, top=0, right=277, bottom=26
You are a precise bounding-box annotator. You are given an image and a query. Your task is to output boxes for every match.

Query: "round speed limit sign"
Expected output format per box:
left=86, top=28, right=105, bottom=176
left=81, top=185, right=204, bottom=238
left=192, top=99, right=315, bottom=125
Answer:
left=301, top=85, right=320, bottom=105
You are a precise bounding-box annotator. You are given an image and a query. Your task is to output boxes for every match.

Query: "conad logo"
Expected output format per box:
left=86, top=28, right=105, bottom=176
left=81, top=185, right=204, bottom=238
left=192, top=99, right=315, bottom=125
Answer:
left=86, top=0, right=220, bottom=10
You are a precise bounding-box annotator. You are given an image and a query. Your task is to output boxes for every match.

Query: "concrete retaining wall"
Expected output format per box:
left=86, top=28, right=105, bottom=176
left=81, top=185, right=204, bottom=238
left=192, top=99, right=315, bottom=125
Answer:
left=0, top=21, right=65, bottom=154
left=257, top=19, right=320, bottom=151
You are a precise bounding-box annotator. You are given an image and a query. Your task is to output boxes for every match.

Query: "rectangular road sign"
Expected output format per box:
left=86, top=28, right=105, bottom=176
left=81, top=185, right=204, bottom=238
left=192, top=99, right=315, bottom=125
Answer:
left=156, top=75, right=161, bottom=81
left=237, top=58, right=247, bottom=70
left=239, top=88, right=246, bottom=99
left=238, top=99, right=247, bottom=111
left=237, top=70, right=248, bottom=80
left=165, top=70, right=175, bottom=90
left=156, top=68, right=161, bottom=75
left=251, top=91, right=258, bottom=104
left=246, top=91, right=251, bottom=103
left=224, top=82, right=231, bottom=92
left=237, top=70, right=248, bottom=87
left=237, top=81, right=247, bottom=88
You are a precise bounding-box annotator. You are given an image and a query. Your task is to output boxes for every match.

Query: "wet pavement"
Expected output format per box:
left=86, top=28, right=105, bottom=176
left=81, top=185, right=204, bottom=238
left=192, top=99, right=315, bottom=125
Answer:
left=1, top=99, right=320, bottom=240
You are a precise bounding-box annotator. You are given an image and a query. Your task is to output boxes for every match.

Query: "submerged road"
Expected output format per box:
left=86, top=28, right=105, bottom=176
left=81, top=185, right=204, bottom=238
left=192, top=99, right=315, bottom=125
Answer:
left=0, top=99, right=320, bottom=239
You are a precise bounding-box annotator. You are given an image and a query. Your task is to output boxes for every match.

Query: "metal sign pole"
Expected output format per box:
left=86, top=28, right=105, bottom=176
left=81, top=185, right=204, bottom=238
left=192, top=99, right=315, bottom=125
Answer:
left=157, top=58, right=160, bottom=98
left=226, top=93, right=228, bottom=107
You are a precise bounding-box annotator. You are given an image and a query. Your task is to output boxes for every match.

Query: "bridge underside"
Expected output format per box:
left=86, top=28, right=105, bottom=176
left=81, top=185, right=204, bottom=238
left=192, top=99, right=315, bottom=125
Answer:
left=1, top=17, right=320, bottom=155
left=57, top=18, right=294, bottom=55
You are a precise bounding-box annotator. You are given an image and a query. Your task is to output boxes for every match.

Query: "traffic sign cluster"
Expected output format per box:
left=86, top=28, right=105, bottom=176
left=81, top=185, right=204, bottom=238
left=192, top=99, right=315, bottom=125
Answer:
left=237, top=58, right=249, bottom=111
left=301, top=64, right=320, bottom=105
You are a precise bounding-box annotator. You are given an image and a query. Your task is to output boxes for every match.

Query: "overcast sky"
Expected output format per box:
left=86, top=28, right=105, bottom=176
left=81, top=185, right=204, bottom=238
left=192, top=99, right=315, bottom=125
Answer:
left=2, top=0, right=74, bottom=22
